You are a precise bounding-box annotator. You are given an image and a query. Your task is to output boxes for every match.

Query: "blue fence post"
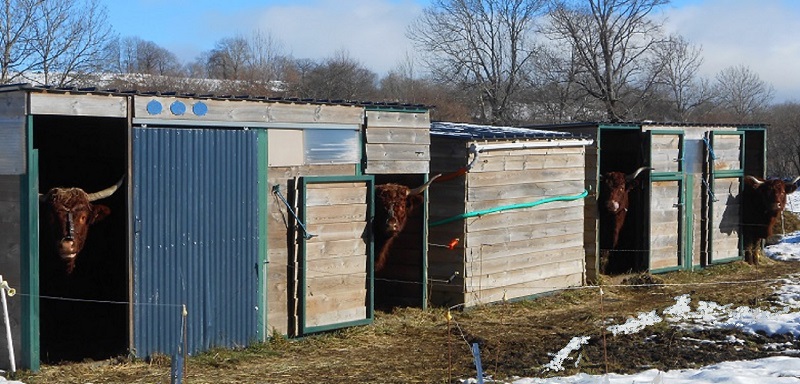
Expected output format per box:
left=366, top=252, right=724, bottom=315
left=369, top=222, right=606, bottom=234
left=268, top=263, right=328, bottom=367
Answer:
left=170, top=353, right=183, bottom=384
left=471, top=343, right=484, bottom=384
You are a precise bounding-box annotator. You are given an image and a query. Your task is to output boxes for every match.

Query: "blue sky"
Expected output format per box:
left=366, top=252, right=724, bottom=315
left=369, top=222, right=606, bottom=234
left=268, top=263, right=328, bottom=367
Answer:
left=102, top=0, right=800, bottom=102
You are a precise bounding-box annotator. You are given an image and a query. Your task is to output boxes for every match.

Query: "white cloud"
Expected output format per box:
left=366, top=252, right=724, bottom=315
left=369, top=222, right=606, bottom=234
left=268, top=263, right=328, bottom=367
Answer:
left=662, top=0, right=800, bottom=102
left=196, top=0, right=425, bottom=76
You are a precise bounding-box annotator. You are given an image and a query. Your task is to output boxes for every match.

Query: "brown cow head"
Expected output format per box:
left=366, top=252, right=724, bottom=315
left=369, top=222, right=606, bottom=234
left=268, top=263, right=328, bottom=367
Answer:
left=744, top=176, right=799, bottom=215
left=40, top=177, right=125, bottom=273
left=599, top=167, right=650, bottom=216
left=373, top=174, right=441, bottom=271
left=598, top=166, right=651, bottom=251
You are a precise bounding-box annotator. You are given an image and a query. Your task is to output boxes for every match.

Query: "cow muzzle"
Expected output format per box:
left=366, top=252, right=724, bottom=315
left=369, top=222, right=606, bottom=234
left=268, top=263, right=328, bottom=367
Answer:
left=57, top=240, right=78, bottom=260
left=606, top=200, right=623, bottom=214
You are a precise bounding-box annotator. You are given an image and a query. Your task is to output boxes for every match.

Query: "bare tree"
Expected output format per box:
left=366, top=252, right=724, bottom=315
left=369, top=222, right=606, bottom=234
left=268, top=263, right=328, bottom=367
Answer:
left=765, top=103, right=800, bottom=177
left=191, top=31, right=291, bottom=95
left=654, top=34, right=710, bottom=122
left=109, top=37, right=182, bottom=76
left=298, top=50, right=377, bottom=101
left=714, top=64, right=775, bottom=121
left=407, top=0, right=547, bottom=124
left=28, top=0, right=115, bottom=86
left=379, top=53, right=474, bottom=122
left=246, top=30, right=287, bottom=83
left=0, top=0, right=41, bottom=83
left=281, top=58, right=314, bottom=96
left=526, top=45, right=603, bottom=123
left=546, top=0, right=669, bottom=121
left=380, top=52, right=420, bottom=102
left=206, top=36, right=251, bottom=81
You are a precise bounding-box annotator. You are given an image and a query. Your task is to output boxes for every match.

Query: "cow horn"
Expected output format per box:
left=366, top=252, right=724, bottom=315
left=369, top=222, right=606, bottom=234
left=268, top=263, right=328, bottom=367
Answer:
left=408, top=174, right=442, bottom=196
left=87, top=175, right=126, bottom=202
left=625, top=167, right=652, bottom=182
left=791, top=176, right=800, bottom=185
left=746, top=175, right=764, bottom=187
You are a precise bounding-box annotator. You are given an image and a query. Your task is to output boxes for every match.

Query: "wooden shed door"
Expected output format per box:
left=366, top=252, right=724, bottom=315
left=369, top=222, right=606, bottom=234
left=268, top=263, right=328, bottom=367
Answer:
left=706, top=131, right=744, bottom=263
left=648, top=131, right=688, bottom=271
left=298, top=176, right=373, bottom=335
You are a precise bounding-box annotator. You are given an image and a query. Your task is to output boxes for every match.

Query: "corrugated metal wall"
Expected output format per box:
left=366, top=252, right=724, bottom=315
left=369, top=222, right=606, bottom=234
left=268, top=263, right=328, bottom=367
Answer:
left=133, top=127, right=259, bottom=357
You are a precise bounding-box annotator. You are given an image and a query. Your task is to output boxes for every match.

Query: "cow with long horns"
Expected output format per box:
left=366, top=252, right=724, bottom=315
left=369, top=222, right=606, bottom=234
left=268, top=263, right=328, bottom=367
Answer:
left=741, top=175, right=800, bottom=263
left=598, top=166, right=651, bottom=273
left=40, top=176, right=125, bottom=273
left=373, top=174, right=441, bottom=272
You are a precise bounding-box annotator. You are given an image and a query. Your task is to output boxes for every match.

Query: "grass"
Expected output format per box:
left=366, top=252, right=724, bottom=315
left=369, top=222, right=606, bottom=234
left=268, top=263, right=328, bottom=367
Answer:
left=16, top=259, right=800, bottom=383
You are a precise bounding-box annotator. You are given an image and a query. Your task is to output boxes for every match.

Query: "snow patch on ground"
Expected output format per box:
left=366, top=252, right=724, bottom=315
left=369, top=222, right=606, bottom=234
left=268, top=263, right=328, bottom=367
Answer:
left=543, top=336, right=590, bottom=372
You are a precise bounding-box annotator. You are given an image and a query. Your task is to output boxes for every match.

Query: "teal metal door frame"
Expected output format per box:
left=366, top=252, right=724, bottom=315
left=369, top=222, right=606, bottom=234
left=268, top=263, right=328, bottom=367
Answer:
left=298, top=175, right=374, bottom=335
left=708, top=130, right=745, bottom=264
left=22, top=115, right=40, bottom=371
left=647, top=130, right=689, bottom=272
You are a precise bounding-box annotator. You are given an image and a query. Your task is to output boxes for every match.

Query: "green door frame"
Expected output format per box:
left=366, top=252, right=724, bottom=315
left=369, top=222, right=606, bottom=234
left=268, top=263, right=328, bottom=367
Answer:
left=256, top=129, right=268, bottom=341
left=297, top=175, right=375, bottom=335
left=648, top=130, right=690, bottom=273
left=22, top=115, right=40, bottom=371
left=708, top=130, right=746, bottom=264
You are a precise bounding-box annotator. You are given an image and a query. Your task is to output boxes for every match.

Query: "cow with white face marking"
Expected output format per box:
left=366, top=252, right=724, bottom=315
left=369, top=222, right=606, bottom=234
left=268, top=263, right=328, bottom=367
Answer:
left=597, top=167, right=651, bottom=273
left=40, top=176, right=125, bottom=273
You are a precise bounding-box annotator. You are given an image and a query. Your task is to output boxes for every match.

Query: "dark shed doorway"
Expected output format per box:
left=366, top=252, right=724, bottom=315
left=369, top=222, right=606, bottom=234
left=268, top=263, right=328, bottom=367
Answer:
left=33, top=116, right=128, bottom=362
left=373, top=174, right=428, bottom=310
left=598, top=128, right=649, bottom=274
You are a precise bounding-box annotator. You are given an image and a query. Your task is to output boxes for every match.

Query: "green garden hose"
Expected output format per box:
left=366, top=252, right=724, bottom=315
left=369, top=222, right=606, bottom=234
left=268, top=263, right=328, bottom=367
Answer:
left=429, top=189, right=589, bottom=227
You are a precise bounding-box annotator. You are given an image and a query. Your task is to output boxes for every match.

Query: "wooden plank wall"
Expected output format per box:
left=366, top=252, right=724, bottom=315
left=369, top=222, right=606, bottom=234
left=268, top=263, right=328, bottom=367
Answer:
left=711, top=133, right=743, bottom=261
left=711, top=178, right=741, bottom=261
left=551, top=126, right=600, bottom=282
left=133, top=96, right=364, bottom=126
left=0, top=92, right=26, bottom=175
left=649, top=180, right=682, bottom=269
left=303, top=182, right=369, bottom=329
left=266, top=164, right=356, bottom=336
left=651, top=134, right=681, bottom=172
left=713, top=135, right=742, bottom=171
left=29, top=93, right=127, bottom=118
left=461, top=144, right=586, bottom=306
left=364, top=111, right=430, bottom=174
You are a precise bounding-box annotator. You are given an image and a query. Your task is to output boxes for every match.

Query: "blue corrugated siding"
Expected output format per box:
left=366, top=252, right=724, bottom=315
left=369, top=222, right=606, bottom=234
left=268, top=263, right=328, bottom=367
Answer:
left=133, top=127, right=258, bottom=357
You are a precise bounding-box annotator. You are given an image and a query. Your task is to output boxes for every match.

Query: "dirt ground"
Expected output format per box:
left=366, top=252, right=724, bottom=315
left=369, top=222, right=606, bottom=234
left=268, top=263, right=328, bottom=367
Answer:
left=19, top=258, right=800, bottom=384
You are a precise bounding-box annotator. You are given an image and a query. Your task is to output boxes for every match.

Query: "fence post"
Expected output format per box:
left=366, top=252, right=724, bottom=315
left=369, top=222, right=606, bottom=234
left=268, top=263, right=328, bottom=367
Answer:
left=471, top=343, right=484, bottom=384
left=0, top=275, right=15, bottom=373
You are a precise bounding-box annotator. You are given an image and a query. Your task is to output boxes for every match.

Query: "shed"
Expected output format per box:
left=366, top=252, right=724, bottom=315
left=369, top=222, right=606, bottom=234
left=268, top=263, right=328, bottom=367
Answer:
left=427, top=122, right=593, bottom=307
left=0, top=84, right=431, bottom=370
left=531, top=122, right=766, bottom=282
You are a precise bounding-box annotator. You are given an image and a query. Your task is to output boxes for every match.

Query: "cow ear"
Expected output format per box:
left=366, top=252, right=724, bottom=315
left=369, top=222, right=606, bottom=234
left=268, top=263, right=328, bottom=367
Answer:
left=786, top=183, right=799, bottom=194
left=90, top=204, right=112, bottom=224
left=408, top=194, right=424, bottom=208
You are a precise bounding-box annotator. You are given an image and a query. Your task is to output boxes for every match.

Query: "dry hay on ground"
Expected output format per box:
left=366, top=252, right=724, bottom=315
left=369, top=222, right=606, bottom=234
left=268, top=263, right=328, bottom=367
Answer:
left=18, top=260, right=800, bottom=383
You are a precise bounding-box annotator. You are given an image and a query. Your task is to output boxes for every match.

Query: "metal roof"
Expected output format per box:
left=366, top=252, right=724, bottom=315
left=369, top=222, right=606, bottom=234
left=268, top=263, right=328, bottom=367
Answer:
left=525, top=121, right=769, bottom=130
left=0, top=83, right=430, bottom=111
left=430, top=121, right=588, bottom=140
